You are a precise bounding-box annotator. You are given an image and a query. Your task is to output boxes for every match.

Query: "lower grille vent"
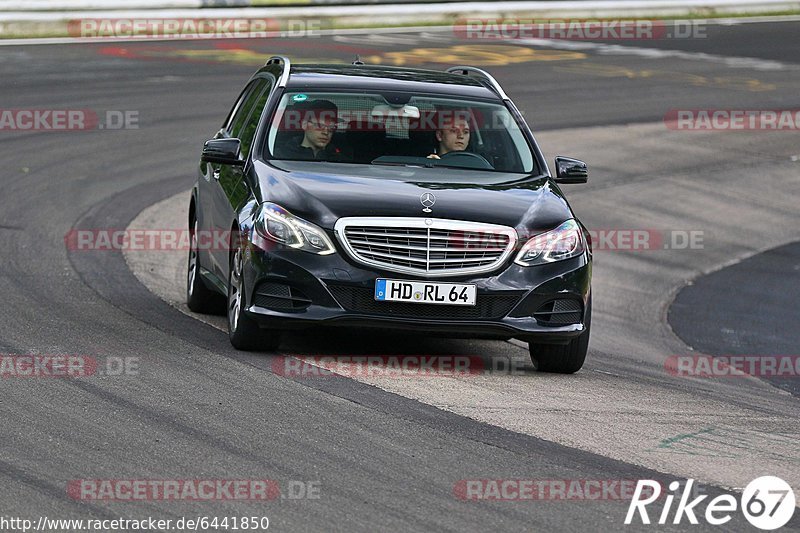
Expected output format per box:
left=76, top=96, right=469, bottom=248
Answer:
left=253, top=282, right=311, bottom=311
left=533, top=299, right=582, bottom=326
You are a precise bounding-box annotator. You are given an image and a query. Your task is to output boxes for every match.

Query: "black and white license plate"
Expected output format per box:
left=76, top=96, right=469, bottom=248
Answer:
left=374, top=279, right=476, bottom=306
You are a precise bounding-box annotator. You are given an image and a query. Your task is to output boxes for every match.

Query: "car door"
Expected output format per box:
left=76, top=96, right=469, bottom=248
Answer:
left=198, top=80, right=259, bottom=284
left=207, top=76, right=275, bottom=279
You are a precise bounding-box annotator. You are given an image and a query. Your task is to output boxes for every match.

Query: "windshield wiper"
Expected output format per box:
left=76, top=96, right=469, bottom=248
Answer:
left=429, top=163, right=486, bottom=171
left=371, top=161, right=426, bottom=168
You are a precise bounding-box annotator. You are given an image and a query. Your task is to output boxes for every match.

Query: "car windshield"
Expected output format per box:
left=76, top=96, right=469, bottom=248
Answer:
left=265, top=91, right=537, bottom=174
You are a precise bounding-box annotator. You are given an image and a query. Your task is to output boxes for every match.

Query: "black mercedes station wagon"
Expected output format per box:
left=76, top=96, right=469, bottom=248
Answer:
left=188, top=56, right=592, bottom=373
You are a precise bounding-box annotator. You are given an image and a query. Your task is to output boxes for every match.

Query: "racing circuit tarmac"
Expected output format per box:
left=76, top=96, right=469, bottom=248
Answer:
left=1, top=19, right=799, bottom=531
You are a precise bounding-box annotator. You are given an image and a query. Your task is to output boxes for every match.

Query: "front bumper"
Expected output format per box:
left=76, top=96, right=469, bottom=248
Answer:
left=240, top=241, right=591, bottom=343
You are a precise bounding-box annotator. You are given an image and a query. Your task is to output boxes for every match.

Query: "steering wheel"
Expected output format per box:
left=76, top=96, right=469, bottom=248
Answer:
left=440, top=151, right=493, bottom=169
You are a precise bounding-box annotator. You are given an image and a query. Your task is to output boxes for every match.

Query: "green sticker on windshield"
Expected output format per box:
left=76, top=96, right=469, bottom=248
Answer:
left=292, top=94, right=308, bottom=102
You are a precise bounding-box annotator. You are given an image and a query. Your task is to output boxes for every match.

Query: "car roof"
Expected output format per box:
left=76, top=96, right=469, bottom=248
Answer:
left=264, top=64, right=502, bottom=100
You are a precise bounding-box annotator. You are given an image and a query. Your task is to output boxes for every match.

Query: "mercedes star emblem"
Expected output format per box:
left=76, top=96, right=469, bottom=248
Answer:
left=420, top=192, right=436, bottom=213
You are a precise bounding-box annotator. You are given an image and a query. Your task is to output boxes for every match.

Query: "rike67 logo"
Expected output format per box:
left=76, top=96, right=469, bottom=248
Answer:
left=626, top=477, right=796, bottom=530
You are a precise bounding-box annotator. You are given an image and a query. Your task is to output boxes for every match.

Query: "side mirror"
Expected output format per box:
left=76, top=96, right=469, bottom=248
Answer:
left=201, top=138, right=243, bottom=166
left=554, top=156, right=588, bottom=184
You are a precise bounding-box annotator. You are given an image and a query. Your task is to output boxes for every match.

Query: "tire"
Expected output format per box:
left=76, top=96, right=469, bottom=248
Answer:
left=187, top=216, right=224, bottom=314
left=529, top=297, right=591, bottom=374
left=227, top=241, right=282, bottom=351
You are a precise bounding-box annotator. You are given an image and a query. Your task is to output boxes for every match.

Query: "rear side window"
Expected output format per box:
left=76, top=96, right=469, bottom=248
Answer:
left=237, top=77, right=274, bottom=159
left=221, top=77, right=274, bottom=160
left=224, top=81, right=259, bottom=134
left=229, top=81, right=266, bottom=137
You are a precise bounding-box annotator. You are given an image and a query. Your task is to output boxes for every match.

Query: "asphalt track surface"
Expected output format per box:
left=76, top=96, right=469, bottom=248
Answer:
left=670, top=241, right=800, bottom=397
left=1, top=19, right=799, bottom=532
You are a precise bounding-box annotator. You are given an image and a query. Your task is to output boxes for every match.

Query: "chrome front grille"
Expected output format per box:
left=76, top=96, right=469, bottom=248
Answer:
left=334, top=217, right=518, bottom=277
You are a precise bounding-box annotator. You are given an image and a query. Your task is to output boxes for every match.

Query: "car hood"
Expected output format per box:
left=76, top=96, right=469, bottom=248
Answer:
left=254, top=160, right=574, bottom=235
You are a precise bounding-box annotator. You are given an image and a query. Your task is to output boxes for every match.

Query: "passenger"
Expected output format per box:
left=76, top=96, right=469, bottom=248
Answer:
left=427, top=112, right=471, bottom=159
left=277, top=100, right=351, bottom=161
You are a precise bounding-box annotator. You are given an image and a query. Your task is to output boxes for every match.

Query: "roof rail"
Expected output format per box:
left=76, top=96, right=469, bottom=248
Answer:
left=265, top=55, right=291, bottom=87
left=446, top=66, right=509, bottom=100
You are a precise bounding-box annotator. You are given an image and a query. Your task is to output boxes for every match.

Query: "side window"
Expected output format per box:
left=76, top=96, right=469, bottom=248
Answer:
left=238, top=77, right=274, bottom=160
left=223, top=81, right=258, bottom=134
left=228, top=79, right=267, bottom=141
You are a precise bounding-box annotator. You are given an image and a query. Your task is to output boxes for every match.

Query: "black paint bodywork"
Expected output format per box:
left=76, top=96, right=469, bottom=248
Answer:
left=191, top=64, right=591, bottom=343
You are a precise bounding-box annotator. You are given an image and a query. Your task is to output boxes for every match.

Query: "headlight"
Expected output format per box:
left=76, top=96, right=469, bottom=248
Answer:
left=514, top=219, right=585, bottom=266
left=254, top=202, right=336, bottom=255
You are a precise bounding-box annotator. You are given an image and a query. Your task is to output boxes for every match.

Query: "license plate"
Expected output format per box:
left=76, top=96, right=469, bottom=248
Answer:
left=374, top=279, right=477, bottom=306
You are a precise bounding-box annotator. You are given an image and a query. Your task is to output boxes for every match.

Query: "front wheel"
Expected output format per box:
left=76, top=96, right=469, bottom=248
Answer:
left=227, top=243, right=281, bottom=351
left=529, top=297, right=591, bottom=374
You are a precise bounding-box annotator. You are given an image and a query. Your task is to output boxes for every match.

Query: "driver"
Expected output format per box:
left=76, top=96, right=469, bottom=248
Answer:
left=277, top=99, right=351, bottom=161
left=427, top=111, right=471, bottom=159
